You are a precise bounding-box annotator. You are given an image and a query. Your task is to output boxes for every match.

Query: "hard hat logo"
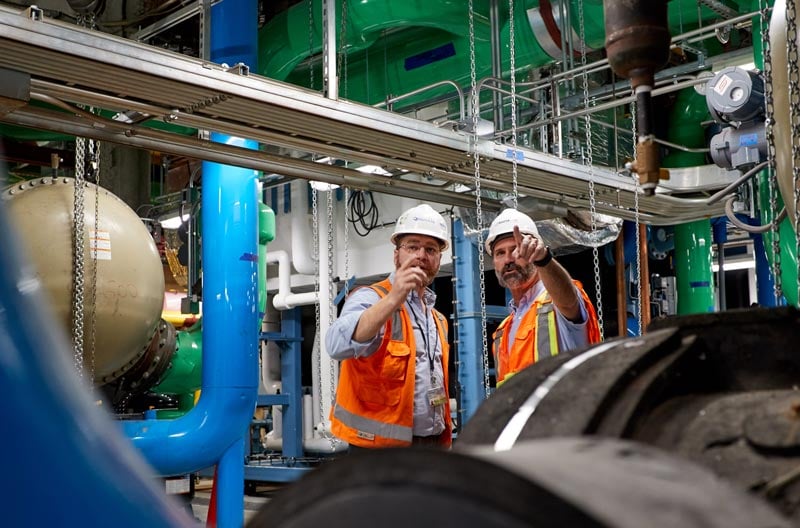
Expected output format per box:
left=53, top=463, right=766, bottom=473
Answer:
left=485, top=208, right=540, bottom=255
left=391, top=204, right=450, bottom=251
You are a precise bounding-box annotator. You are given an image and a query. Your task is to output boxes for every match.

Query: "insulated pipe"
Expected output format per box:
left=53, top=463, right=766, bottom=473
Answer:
left=123, top=4, right=259, bottom=528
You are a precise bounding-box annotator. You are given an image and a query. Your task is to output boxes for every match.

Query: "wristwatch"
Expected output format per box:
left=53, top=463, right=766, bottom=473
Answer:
left=533, top=246, right=553, bottom=267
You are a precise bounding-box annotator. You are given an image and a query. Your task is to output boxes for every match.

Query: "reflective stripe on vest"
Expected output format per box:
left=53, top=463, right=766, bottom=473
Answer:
left=332, top=402, right=413, bottom=443
left=534, top=301, right=558, bottom=363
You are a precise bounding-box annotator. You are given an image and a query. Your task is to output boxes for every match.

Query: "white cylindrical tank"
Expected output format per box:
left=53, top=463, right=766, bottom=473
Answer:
left=3, top=177, right=165, bottom=385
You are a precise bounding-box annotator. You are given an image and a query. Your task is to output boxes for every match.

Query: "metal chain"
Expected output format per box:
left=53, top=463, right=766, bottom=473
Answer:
left=578, top=0, right=603, bottom=340
left=89, top=139, right=100, bottom=381
left=308, top=0, right=315, bottom=91
left=631, top=102, right=643, bottom=336
left=72, top=137, right=87, bottom=378
left=326, top=189, right=337, bottom=426
left=760, top=0, right=782, bottom=303
left=322, top=0, right=331, bottom=96
left=337, top=0, right=348, bottom=99
left=469, top=0, right=491, bottom=398
left=343, top=187, right=350, bottom=297
left=786, top=0, right=800, bottom=306
left=509, top=0, right=519, bottom=208
left=312, top=185, right=324, bottom=432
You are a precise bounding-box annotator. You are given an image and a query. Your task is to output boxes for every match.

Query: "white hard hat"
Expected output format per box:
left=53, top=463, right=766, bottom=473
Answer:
left=391, top=204, right=450, bottom=250
left=485, top=208, right=540, bottom=255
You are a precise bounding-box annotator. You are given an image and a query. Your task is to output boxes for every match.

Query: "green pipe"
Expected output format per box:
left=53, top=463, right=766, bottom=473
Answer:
left=152, top=320, right=202, bottom=418
left=259, top=200, right=276, bottom=319
left=660, top=84, right=716, bottom=314
left=260, top=0, right=750, bottom=107
left=673, top=220, right=716, bottom=314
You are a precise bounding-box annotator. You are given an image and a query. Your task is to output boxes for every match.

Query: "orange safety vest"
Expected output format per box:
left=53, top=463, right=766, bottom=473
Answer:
left=330, top=278, right=452, bottom=448
left=492, top=280, right=600, bottom=386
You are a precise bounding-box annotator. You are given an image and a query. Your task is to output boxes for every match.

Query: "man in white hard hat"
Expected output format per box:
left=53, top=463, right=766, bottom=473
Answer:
left=486, top=209, right=601, bottom=386
left=326, top=204, right=453, bottom=450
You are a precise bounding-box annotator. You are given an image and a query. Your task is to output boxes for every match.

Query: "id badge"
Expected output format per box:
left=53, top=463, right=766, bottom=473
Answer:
left=427, top=383, right=447, bottom=407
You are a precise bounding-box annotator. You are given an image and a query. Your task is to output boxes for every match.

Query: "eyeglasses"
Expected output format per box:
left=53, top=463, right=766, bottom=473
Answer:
left=398, top=244, right=441, bottom=257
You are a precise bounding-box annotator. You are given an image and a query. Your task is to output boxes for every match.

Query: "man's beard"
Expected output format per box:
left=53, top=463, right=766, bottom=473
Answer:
left=495, top=262, right=535, bottom=288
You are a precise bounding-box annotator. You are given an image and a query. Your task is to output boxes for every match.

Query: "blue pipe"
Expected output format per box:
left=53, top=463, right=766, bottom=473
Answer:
left=0, top=163, right=192, bottom=527
left=123, top=3, right=259, bottom=527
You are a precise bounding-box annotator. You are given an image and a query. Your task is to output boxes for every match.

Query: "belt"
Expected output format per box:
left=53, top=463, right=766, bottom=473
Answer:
left=412, top=432, right=444, bottom=446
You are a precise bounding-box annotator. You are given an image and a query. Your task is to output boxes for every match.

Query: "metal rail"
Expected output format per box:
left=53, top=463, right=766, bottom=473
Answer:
left=0, top=5, right=732, bottom=224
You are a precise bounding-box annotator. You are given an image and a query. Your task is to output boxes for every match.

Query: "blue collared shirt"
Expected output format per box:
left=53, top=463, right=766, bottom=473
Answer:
left=326, top=272, right=446, bottom=437
left=506, top=281, right=591, bottom=353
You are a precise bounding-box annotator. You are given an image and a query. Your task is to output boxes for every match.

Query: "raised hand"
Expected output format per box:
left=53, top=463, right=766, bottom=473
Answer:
left=511, top=225, right=546, bottom=265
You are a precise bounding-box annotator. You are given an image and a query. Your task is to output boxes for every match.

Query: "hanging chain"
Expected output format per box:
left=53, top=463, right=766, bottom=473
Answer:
left=760, top=0, right=782, bottom=303
left=469, top=0, right=491, bottom=398
left=578, top=0, right=603, bottom=340
left=326, top=189, right=337, bottom=430
left=72, top=138, right=87, bottom=378
left=786, top=0, right=800, bottom=306
left=631, top=101, right=643, bottom=336
left=509, top=0, right=519, bottom=208
left=89, top=139, right=100, bottom=381
left=337, top=0, right=348, bottom=99
left=343, top=187, right=350, bottom=297
left=308, top=0, right=316, bottom=91
left=311, top=185, right=324, bottom=434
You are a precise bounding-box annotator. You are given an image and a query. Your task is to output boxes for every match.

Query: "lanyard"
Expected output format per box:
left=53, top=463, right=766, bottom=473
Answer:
left=406, top=298, right=436, bottom=381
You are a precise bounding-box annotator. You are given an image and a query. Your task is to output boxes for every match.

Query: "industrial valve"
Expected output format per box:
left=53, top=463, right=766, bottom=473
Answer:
left=705, top=66, right=768, bottom=170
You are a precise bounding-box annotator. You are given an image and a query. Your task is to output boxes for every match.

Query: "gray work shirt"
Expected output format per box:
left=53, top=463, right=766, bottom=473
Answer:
left=506, top=280, right=591, bottom=353
left=326, top=272, right=446, bottom=437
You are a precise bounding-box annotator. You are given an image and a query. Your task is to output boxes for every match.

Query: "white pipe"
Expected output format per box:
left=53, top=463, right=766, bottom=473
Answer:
left=261, top=436, right=348, bottom=454
left=303, top=393, right=313, bottom=440
left=290, top=180, right=316, bottom=275
left=260, top=302, right=282, bottom=394
left=311, top=331, right=322, bottom=439
left=267, top=249, right=319, bottom=309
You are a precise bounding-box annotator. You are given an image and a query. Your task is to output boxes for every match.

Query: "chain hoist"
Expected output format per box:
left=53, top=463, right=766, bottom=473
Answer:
left=786, top=0, right=800, bottom=305
left=469, top=0, right=491, bottom=399
left=508, top=0, right=519, bottom=208
left=578, top=0, right=604, bottom=340
left=760, top=0, right=782, bottom=303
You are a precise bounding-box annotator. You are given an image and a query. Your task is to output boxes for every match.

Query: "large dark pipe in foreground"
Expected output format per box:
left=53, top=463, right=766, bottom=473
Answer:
left=603, top=0, right=671, bottom=195
left=458, top=307, right=800, bottom=523
left=247, top=437, right=791, bottom=528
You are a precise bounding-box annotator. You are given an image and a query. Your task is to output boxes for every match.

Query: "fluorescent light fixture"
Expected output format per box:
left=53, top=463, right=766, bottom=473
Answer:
left=712, top=259, right=755, bottom=272
left=159, top=212, right=190, bottom=229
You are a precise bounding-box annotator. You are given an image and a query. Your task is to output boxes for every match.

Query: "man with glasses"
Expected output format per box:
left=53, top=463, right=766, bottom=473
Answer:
left=326, top=204, right=453, bottom=450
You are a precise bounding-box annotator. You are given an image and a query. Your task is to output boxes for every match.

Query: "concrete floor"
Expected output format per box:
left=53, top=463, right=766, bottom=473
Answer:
left=188, top=480, right=273, bottom=526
